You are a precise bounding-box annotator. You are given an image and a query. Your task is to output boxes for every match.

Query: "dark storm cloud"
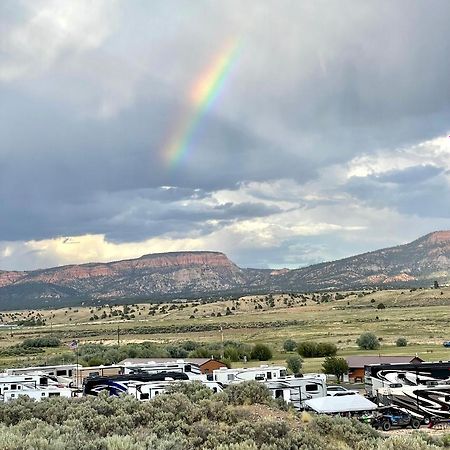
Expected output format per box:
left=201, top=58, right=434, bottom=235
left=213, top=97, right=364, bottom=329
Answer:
left=1, top=0, right=450, bottom=269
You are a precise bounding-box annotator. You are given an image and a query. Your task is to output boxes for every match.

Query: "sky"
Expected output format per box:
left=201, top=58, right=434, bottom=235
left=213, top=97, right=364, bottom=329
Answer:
left=1, top=0, right=450, bottom=271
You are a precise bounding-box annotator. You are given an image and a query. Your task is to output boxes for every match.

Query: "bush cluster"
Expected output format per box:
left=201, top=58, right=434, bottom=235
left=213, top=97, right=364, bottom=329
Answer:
left=0, top=383, right=447, bottom=450
left=297, top=342, right=337, bottom=358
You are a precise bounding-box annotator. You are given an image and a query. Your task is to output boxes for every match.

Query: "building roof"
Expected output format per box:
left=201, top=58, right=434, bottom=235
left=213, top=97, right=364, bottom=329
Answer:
left=305, top=394, right=377, bottom=413
left=346, top=355, right=423, bottom=368
left=119, top=358, right=223, bottom=366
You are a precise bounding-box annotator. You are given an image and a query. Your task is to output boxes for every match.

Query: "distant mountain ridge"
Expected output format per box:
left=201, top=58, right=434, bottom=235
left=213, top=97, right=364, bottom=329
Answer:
left=0, top=232, right=449, bottom=309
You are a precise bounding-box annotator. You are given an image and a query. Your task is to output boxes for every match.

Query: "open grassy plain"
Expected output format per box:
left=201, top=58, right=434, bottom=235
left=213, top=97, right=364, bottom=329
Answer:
left=0, top=287, right=449, bottom=371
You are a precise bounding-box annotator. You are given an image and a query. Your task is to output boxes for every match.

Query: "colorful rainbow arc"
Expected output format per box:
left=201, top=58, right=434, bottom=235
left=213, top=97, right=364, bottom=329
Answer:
left=163, top=40, right=241, bottom=168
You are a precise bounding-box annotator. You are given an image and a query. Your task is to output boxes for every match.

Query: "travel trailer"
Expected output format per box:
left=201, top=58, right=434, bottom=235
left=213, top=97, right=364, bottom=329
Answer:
left=6, top=364, right=80, bottom=386
left=212, top=365, right=288, bottom=384
left=83, top=371, right=189, bottom=396
left=2, top=386, right=73, bottom=402
left=127, top=380, right=223, bottom=401
left=123, top=360, right=202, bottom=377
left=0, top=375, right=73, bottom=402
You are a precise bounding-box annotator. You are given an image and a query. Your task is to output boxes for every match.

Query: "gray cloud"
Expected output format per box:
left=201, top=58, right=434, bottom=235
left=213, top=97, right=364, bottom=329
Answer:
left=346, top=166, right=450, bottom=218
left=1, top=0, right=450, bottom=269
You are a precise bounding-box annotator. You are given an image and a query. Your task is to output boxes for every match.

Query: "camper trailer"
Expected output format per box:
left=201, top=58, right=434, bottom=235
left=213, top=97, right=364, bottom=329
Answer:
left=2, top=386, right=73, bottom=402
left=282, top=374, right=327, bottom=409
left=127, top=380, right=223, bottom=401
left=83, top=371, right=190, bottom=396
left=263, top=375, right=327, bottom=409
left=212, top=365, right=288, bottom=384
left=0, top=375, right=73, bottom=402
left=123, top=360, right=202, bottom=377
left=6, top=364, right=80, bottom=386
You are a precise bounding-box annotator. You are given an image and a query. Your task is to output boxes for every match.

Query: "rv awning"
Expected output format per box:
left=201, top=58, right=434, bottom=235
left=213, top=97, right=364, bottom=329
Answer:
left=304, top=394, right=377, bottom=413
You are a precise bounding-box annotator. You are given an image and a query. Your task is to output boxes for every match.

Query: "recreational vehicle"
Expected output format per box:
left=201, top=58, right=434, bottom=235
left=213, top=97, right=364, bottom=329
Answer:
left=83, top=371, right=190, bottom=396
left=123, top=360, right=202, bottom=377
left=2, top=386, right=73, bottom=402
left=127, top=380, right=223, bottom=401
left=6, top=364, right=81, bottom=386
left=377, top=383, right=450, bottom=420
left=365, top=361, right=450, bottom=398
left=212, top=365, right=287, bottom=384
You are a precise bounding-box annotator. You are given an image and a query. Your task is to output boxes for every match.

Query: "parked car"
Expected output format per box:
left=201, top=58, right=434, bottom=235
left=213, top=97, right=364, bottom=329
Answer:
left=326, top=385, right=359, bottom=396
left=371, top=406, right=421, bottom=431
left=443, top=341, right=450, bottom=348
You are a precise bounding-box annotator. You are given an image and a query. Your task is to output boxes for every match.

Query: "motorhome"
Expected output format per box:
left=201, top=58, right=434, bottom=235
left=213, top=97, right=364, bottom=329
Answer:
left=212, top=365, right=288, bottom=384
left=365, top=361, right=450, bottom=398
left=377, top=382, right=450, bottom=420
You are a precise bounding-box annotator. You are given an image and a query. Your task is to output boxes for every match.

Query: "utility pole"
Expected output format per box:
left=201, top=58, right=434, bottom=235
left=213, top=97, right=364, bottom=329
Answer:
left=117, top=325, right=120, bottom=346
left=220, top=326, right=224, bottom=359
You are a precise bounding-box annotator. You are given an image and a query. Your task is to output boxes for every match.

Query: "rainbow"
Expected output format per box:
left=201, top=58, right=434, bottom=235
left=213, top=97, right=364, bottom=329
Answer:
left=163, top=39, right=241, bottom=168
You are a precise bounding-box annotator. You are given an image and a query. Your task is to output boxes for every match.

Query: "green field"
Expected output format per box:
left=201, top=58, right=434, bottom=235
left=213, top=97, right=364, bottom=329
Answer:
left=1, top=287, right=449, bottom=371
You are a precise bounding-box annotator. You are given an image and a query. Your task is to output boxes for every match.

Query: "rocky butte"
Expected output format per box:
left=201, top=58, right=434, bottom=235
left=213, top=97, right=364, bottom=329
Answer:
left=0, top=232, right=449, bottom=309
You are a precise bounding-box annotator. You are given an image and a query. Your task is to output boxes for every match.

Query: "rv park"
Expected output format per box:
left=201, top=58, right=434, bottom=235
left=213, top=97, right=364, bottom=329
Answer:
left=0, top=287, right=449, bottom=445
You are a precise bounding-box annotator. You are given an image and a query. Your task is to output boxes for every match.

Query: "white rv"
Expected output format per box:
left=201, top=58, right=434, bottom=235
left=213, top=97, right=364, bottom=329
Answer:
left=280, top=374, right=327, bottom=409
left=212, top=365, right=288, bottom=384
left=2, top=386, right=73, bottom=402
left=0, top=375, right=73, bottom=402
left=127, top=380, right=223, bottom=401
left=6, top=364, right=80, bottom=386
left=123, top=360, right=202, bottom=377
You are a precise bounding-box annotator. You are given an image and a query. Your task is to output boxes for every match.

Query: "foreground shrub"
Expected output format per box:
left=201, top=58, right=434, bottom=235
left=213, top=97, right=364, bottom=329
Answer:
left=224, top=381, right=272, bottom=406
left=0, top=390, right=447, bottom=450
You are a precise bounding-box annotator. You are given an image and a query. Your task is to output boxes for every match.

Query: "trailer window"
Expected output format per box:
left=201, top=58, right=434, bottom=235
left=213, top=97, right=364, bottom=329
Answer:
left=266, top=372, right=272, bottom=380
left=275, top=389, right=284, bottom=399
left=11, top=384, right=17, bottom=390
left=56, top=370, right=67, bottom=376
left=140, top=393, right=149, bottom=400
left=227, top=374, right=235, bottom=381
left=68, top=370, right=73, bottom=377
left=280, top=370, right=287, bottom=377
left=49, top=393, right=60, bottom=397
left=41, top=393, right=46, bottom=397
left=305, top=384, right=318, bottom=392
left=40, top=378, right=48, bottom=386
